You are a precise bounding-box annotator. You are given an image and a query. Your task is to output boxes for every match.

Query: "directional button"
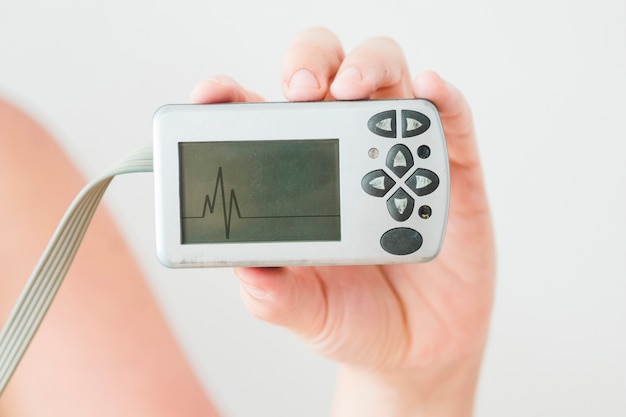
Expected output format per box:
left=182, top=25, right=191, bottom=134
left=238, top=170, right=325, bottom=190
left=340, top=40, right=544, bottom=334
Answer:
left=361, top=169, right=396, bottom=197
left=386, top=144, right=414, bottom=178
left=402, top=110, right=430, bottom=137
left=386, top=188, right=414, bottom=222
left=405, top=168, right=440, bottom=196
left=368, top=110, right=396, bottom=138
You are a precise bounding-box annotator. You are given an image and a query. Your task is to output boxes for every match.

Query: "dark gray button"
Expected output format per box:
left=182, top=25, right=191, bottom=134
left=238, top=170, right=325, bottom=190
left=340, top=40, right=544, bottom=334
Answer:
left=418, top=205, right=432, bottom=219
left=361, top=169, right=396, bottom=197
left=386, top=144, right=414, bottom=178
left=368, top=110, right=396, bottom=138
left=402, top=110, right=430, bottom=137
left=405, top=168, right=439, bottom=196
left=386, top=188, right=414, bottom=222
left=417, top=145, right=431, bottom=159
left=380, top=228, right=423, bottom=255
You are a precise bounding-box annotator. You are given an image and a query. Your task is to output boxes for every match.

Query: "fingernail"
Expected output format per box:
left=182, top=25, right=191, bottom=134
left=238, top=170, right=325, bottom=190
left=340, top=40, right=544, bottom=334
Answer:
left=288, top=68, right=320, bottom=89
left=334, top=67, right=363, bottom=84
left=330, top=67, right=368, bottom=100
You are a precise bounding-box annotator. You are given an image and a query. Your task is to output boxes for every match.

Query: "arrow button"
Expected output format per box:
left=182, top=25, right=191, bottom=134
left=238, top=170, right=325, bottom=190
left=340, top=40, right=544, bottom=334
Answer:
left=405, top=168, right=440, bottom=196
left=361, top=169, right=396, bottom=197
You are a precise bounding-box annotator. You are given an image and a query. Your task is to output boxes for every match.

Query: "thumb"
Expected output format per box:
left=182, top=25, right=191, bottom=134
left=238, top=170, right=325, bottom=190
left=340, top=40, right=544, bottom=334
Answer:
left=235, top=267, right=327, bottom=338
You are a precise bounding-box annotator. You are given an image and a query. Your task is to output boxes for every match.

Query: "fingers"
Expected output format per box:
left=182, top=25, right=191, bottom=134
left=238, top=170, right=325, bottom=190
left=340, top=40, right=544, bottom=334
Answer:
left=282, top=27, right=412, bottom=101
left=190, top=75, right=264, bottom=104
left=235, top=267, right=327, bottom=338
left=236, top=266, right=412, bottom=367
left=281, top=27, right=345, bottom=101
left=330, top=37, right=412, bottom=100
left=412, top=71, right=491, bottom=217
left=412, top=71, right=478, bottom=167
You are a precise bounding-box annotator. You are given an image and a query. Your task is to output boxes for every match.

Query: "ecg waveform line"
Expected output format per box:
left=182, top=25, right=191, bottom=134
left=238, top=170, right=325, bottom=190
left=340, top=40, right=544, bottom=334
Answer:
left=182, top=167, right=339, bottom=239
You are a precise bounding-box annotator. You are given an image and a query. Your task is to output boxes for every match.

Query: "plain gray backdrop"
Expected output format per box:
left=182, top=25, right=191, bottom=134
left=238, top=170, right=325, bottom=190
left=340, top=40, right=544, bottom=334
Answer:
left=1, top=0, right=625, bottom=415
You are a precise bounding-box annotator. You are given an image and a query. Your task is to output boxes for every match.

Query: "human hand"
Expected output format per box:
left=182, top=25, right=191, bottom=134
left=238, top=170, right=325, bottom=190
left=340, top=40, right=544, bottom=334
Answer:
left=191, top=27, right=495, bottom=417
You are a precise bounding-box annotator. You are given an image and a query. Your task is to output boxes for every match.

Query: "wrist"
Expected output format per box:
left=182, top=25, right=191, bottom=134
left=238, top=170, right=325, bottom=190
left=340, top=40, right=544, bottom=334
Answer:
left=331, top=353, right=483, bottom=417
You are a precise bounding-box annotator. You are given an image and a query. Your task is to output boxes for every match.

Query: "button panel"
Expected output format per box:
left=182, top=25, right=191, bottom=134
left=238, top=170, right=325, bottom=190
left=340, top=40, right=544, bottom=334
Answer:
left=361, top=107, right=440, bottom=256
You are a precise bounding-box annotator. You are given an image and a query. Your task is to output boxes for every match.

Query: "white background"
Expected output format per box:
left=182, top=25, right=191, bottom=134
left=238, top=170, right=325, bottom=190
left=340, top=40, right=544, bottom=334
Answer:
left=1, top=0, right=625, bottom=415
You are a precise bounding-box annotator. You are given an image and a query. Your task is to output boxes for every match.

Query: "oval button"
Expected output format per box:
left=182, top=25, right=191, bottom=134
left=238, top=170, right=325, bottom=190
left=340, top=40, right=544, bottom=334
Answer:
left=401, top=110, right=430, bottom=137
left=405, top=168, right=439, bottom=196
left=368, top=110, right=397, bottom=138
left=361, top=169, right=396, bottom=197
left=380, top=228, right=423, bottom=255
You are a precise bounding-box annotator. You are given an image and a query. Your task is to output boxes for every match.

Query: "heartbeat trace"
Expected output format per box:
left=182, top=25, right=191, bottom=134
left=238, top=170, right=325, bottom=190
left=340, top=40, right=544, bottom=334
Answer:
left=182, top=167, right=339, bottom=239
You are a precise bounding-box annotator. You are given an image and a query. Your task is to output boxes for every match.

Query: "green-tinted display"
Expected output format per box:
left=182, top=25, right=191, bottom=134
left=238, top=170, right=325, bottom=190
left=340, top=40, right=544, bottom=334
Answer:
left=179, top=140, right=341, bottom=244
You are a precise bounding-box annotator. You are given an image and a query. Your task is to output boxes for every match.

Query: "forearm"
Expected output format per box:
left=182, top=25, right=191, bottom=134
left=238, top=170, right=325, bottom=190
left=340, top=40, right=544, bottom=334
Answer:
left=331, top=354, right=483, bottom=417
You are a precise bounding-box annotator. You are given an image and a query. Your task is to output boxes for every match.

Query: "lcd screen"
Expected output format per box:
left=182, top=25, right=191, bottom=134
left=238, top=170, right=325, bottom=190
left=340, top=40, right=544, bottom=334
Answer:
left=178, top=140, right=341, bottom=244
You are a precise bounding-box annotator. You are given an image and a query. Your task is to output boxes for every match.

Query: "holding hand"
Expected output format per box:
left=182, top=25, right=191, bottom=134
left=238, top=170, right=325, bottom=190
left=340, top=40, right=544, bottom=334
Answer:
left=191, top=27, right=495, bottom=417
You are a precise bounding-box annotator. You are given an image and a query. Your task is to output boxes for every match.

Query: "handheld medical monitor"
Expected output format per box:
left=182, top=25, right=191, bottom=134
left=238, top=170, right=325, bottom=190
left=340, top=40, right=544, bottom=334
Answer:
left=153, top=99, right=449, bottom=267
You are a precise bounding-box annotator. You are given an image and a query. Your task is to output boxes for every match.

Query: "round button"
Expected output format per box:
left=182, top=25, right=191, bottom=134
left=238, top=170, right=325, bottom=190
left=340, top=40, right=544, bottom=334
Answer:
left=418, top=205, right=432, bottom=219
left=417, top=145, right=431, bottom=159
left=380, top=228, right=423, bottom=255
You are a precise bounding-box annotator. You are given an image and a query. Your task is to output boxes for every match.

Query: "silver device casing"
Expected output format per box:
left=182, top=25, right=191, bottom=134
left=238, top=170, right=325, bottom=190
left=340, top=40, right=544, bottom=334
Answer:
left=153, top=99, right=449, bottom=267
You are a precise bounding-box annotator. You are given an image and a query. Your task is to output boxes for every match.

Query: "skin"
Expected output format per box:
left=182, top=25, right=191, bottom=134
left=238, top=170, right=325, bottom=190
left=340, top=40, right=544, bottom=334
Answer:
left=0, top=27, right=495, bottom=417
left=191, top=27, right=496, bottom=416
left=0, top=99, right=219, bottom=416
